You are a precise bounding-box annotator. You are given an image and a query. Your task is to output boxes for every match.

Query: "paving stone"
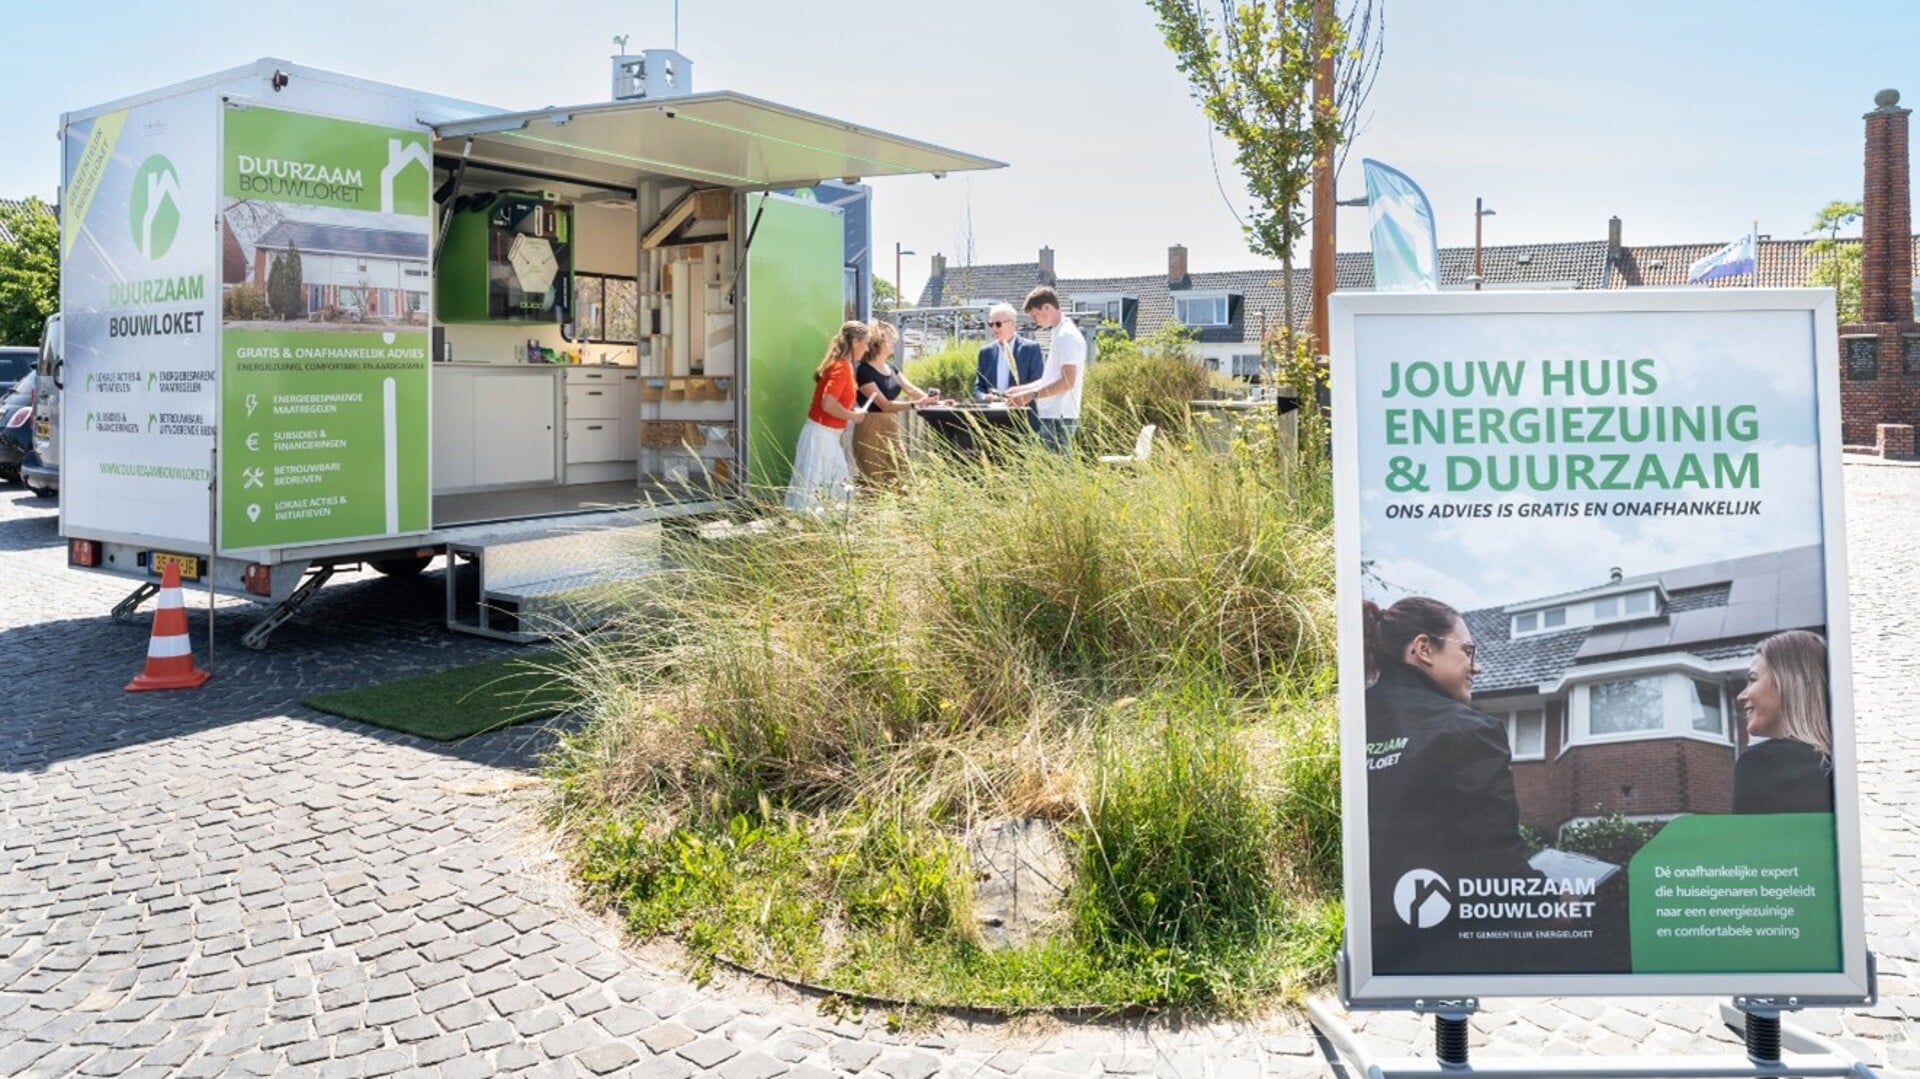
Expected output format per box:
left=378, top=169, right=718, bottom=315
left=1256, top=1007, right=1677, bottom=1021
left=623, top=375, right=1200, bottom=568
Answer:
left=832, top=1041, right=885, bottom=1072
left=720, top=1050, right=792, bottom=1079
left=680, top=1037, right=744, bottom=1068
left=542, top=1019, right=613, bottom=1058
left=642, top=1020, right=700, bottom=1053
left=577, top=1040, right=644, bottom=1074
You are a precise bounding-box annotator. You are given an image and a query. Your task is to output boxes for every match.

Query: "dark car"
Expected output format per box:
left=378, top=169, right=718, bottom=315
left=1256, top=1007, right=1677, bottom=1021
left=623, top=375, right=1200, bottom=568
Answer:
left=0, top=346, right=31, bottom=389
left=0, top=373, right=35, bottom=484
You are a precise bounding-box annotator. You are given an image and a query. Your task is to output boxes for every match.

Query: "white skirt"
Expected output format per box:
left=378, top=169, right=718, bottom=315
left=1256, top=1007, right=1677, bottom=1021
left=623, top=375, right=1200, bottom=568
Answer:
left=784, top=419, right=854, bottom=513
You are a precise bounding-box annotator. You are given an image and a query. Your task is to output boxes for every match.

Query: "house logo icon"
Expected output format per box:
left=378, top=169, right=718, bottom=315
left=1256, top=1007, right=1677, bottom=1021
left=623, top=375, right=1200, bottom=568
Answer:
left=130, top=155, right=183, bottom=259
left=1393, top=869, right=1452, bottom=928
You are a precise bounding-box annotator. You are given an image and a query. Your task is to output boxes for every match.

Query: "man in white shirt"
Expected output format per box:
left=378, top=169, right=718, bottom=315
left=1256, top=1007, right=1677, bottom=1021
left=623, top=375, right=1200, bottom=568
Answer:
left=1008, top=286, right=1084, bottom=454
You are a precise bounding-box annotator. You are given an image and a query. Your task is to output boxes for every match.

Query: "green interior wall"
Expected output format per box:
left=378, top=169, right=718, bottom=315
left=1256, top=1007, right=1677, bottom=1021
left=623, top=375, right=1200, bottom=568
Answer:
left=745, top=194, right=845, bottom=492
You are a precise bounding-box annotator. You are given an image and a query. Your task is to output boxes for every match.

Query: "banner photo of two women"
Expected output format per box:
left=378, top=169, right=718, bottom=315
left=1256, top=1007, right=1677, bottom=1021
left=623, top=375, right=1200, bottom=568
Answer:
left=1329, top=290, right=1872, bottom=1002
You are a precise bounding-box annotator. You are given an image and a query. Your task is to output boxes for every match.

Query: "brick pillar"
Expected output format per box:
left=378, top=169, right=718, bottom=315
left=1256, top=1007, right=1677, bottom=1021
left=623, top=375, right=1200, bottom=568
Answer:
left=1862, top=90, right=1913, bottom=324
left=1167, top=244, right=1190, bottom=290
left=1843, top=90, right=1920, bottom=446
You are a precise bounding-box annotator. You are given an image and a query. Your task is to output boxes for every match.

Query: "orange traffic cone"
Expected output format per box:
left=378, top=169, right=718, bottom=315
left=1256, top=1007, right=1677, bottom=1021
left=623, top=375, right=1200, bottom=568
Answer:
left=126, top=562, right=211, bottom=691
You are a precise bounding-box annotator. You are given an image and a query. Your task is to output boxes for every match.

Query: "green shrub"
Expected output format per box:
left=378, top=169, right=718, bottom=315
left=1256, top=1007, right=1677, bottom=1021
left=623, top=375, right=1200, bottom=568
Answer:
left=1082, top=321, right=1215, bottom=447
left=1558, top=813, right=1663, bottom=865
left=223, top=284, right=271, bottom=321
left=902, top=341, right=980, bottom=399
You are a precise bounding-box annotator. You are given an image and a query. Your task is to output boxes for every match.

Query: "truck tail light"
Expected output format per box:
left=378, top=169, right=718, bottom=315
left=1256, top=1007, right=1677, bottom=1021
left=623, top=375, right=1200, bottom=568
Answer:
left=4, top=406, right=28, bottom=429
left=69, top=540, right=100, bottom=567
left=243, top=563, right=272, bottom=596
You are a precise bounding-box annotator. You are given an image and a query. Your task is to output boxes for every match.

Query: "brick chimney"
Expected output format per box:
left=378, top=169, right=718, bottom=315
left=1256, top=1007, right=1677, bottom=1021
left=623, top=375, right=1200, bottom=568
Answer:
left=1861, top=89, right=1913, bottom=324
left=1038, top=246, right=1055, bottom=286
left=1607, top=216, right=1623, bottom=261
left=1167, top=244, right=1191, bottom=290
left=1843, top=89, right=1920, bottom=456
left=927, top=253, right=947, bottom=306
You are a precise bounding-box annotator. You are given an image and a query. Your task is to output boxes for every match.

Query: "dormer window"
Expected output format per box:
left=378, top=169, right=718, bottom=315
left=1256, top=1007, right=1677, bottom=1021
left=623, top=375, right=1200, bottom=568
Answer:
left=1175, top=293, right=1237, bottom=327
left=1510, top=587, right=1662, bottom=637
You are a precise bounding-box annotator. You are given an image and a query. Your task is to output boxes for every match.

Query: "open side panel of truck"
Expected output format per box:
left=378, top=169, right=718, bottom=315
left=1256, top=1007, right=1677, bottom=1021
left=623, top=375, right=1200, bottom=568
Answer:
left=742, top=194, right=845, bottom=493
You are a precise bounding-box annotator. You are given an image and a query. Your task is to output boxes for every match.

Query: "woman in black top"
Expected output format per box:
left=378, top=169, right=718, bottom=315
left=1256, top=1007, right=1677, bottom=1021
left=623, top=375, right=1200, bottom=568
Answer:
left=1363, top=596, right=1545, bottom=973
left=1733, top=630, right=1835, bottom=814
left=852, top=320, right=937, bottom=489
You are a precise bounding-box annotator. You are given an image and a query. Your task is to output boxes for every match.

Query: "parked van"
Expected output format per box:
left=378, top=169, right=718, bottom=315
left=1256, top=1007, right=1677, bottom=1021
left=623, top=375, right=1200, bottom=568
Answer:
left=20, top=314, right=59, bottom=499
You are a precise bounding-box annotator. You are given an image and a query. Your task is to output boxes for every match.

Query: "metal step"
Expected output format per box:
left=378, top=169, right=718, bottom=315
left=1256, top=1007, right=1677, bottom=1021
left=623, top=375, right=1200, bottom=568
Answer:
left=442, top=502, right=719, bottom=642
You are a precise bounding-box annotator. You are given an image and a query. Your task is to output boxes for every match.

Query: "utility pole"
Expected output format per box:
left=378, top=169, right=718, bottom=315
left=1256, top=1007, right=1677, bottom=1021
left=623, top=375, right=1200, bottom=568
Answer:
left=1473, top=197, right=1496, bottom=290
left=1308, top=0, right=1336, bottom=354
left=895, top=241, right=915, bottom=311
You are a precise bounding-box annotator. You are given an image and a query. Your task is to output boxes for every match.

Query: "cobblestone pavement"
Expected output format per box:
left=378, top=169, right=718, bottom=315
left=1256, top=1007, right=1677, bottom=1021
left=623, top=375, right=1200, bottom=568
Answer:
left=0, top=467, right=1913, bottom=1078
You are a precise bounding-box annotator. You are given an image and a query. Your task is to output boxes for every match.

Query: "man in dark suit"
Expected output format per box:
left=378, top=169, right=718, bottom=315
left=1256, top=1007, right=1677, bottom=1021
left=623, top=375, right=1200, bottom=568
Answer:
left=973, top=303, right=1045, bottom=403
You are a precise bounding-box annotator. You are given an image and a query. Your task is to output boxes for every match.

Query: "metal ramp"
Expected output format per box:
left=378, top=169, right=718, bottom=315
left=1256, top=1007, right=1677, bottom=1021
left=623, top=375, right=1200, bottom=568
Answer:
left=441, top=502, right=719, bottom=642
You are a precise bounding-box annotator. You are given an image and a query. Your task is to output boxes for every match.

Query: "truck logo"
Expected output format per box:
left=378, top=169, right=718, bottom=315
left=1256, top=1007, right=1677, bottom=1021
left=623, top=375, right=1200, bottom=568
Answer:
left=130, top=155, right=183, bottom=259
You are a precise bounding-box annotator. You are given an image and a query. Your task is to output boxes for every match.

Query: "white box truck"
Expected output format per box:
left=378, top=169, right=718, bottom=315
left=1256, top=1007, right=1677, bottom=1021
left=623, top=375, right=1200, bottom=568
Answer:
left=57, top=55, right=999, bottom=647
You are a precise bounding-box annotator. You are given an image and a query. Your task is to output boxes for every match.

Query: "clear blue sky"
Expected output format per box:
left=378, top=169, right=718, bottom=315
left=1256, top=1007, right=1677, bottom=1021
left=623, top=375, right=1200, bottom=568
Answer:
left=4, top=1, right=1909, bottom=300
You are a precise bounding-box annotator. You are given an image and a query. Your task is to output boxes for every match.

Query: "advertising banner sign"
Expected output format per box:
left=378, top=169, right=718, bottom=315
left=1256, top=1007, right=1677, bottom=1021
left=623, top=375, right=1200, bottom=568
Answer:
left=1331, top=290, right=1869, bottom=1002
left=218, top=105, right=433, bottom=550
left=60, top=94, right=218, bottom=545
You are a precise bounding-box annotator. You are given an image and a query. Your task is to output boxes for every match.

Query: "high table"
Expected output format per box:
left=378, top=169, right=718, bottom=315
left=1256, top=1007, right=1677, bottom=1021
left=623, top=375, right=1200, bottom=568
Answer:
left=912, top=403, right=1032, bottom=456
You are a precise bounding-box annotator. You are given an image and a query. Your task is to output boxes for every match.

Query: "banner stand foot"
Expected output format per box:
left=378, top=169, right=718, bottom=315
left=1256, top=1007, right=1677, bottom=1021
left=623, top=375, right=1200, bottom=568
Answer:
left=1308, top=950, right=1881, bottom=1078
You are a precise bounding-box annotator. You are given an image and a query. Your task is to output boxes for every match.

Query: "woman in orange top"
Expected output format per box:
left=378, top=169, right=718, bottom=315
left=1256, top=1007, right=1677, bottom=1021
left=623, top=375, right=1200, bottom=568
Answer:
left=785, top=320, right=870, bottom=512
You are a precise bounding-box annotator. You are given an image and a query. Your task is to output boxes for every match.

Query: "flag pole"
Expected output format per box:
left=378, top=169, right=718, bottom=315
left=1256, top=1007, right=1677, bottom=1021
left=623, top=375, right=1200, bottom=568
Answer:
left=1750, top=219, right=1759, bottom=287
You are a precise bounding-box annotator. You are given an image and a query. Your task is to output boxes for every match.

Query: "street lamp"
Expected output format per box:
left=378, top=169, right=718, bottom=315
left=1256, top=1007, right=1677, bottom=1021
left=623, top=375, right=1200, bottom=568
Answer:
left=894, top=241, right=916, bottom=311
left=1473, top=198, right=1497, bottom=291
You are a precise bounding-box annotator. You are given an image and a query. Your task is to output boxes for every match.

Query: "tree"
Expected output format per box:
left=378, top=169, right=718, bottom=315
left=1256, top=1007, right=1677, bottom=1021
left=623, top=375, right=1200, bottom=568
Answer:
left=0, top=198, right=59, bottom=346
left=267, top=243, right=306, bottom=320
left=873, top=274, right=899, bottom=311
left=1806, top=199, right=1862, bottom=324
left=1149, top=0, right=1383, bottom=343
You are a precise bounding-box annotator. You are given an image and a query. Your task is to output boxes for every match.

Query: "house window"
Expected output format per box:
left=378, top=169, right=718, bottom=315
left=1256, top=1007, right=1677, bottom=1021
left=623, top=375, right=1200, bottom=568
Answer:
left=1508, top=709, right=1547, bottom=761
left=1231, top=354, right=1260, bottom=378
left=1204, top=357, right=1221, bottom=372
left=1845, top=337, right=1878, bottom=381
left=1588, top=675, right=1665, bottom=736
left=1690, top=681, right=1723, bottom=734
left=1542, top=607, right=1567, bottom=629
left=1572, top=671, right=1735, bottom=745
left=1593, top=589, right=1655, bottom=623
left=1515, top=612, right=1537, bottom=634
left=1905, top=336, right=1920, bottom=376
left=1176, top=295, right=1231, bottom=327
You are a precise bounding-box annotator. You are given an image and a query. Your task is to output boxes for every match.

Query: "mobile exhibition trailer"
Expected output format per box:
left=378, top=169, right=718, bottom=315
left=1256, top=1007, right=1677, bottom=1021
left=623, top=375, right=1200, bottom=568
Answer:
left=58, top=55, right=1000, bottom=647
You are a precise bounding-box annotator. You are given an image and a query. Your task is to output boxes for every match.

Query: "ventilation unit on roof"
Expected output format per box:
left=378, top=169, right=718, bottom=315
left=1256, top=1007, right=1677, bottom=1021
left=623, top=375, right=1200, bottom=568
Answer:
left=611, top=46, right=694, bottom=102
left=1515, top=252, right=1533, bottom=265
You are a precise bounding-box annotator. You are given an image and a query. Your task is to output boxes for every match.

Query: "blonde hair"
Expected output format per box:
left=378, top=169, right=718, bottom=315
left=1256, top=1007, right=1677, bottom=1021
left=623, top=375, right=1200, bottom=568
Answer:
left=1756, top=630, right=1832, bottom=764
left=814, top=320, right=870, bottom=380
left=866, top=319, right=898, bottom=362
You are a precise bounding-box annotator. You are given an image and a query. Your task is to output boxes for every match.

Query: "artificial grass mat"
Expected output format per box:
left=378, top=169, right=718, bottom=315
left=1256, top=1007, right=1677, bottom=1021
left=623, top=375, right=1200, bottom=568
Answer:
left=303, top=651, right=575, bottom=741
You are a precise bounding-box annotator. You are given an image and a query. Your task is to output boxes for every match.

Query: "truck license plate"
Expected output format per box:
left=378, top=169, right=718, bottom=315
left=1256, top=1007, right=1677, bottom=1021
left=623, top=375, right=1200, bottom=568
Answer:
left=150, top=552, right=203, bottom=582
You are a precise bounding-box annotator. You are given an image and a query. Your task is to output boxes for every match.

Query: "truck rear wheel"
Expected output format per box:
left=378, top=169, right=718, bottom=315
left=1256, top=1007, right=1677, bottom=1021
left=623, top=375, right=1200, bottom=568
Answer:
left=370, top=554, right=434, bottom=578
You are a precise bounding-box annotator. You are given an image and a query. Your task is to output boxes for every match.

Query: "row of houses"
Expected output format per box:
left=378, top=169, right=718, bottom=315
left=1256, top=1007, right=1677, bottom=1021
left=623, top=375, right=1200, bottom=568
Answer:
left=912, top=93, right=1920, bottom=452
left=911, top=222, right=1910, bottom=379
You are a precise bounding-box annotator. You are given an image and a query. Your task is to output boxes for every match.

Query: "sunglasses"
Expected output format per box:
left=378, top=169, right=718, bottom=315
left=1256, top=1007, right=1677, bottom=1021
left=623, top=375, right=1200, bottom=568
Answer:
left=987, top=320, right=1010, bottom=327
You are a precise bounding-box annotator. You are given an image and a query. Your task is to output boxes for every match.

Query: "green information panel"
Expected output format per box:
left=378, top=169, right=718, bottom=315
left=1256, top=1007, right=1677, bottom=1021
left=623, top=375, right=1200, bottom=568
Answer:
left=746, top=194, right=845, bottom=492
left=219, top=106, right=432, bottom=549
left=1627, top=813, right=1841, bottom=973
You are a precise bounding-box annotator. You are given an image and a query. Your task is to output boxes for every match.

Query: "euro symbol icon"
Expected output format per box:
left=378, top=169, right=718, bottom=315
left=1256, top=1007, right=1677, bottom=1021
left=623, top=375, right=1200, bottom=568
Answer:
left=245, top=432, right=260, bottom=452
left=245, top=393, right=259, bottom=417
left=242, top=466, right=266, bottom=489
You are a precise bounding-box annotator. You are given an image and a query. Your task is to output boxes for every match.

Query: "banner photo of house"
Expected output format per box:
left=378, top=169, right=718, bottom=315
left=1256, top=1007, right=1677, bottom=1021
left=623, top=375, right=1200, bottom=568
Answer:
left=231, top=220, right=428, bottom=325
left=216, top=105, right=433, bottom=552
left=1330, top=289, right=1870, bottom=1004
